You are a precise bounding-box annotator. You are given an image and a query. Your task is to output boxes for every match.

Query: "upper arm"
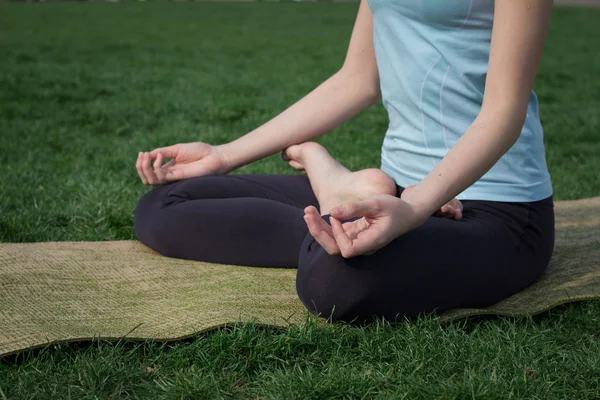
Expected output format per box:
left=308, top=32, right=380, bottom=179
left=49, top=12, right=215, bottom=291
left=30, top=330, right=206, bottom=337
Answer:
left=339, top=0, right=380, bottom=99
left=481, top=0, right=553, bottom=121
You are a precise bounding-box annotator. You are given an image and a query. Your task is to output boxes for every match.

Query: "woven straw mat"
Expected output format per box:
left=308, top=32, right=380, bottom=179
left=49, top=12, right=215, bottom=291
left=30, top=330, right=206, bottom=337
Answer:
left=1, top=197, right=599, bottom=356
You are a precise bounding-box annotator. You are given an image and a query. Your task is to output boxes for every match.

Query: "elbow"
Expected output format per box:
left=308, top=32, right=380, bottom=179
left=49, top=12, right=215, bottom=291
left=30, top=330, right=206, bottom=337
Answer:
left=335, top=68, right=381, bottom=106
left=479, top=100, right=529, bottom=136
left=363, top=90, right=381, bottom=107
left=368, top=88, right=382, bottom=105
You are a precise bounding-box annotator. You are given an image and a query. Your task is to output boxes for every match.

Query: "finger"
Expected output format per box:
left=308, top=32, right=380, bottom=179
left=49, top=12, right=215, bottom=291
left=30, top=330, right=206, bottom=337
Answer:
left=308, top=208, right=338, bottom=238
left=304, top=211, right=340, bottom=255
left=335, top=216, right=387, bottom=257
left=153, top=152, right=165, bottom=183
left=330, top=199, right=380, bottom=220
left=456, top=200, right=464, bottom=212
left=153, top=152, right=162, bottom=170
left=442, top=204, right=463, bottom=220
left=453, top=208, right=463, bottom=220
left=305, top=207, right=336, bottom=236
left=147, top=152, right=160, bottom=185
left=446, top=198, right=462, bottom=211
left=304, top=205, right=320, bottom=215
left=161, top=160, right=176, bottom=169
left=142, top=152, right=158, bottom=185
left=451, top=200, right=463, bottom=219
left=136, top=152, right=147, bottom=185
left=434, top=203, right=454, bottom=217
left=150, top=145, right=178, bottom=159
left=304, top=206, right=340, bottom=255
left=444, top=205, right=458, bottom=219
left=330, top=217, right=356, bottom=258
left=343, top=217, right=371, bottom=241
left=139, top=152, right=151, bottom=185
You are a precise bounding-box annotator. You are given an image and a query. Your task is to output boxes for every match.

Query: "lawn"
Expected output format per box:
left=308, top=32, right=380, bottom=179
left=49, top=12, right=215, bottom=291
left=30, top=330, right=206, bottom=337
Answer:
left=1, top=2, right=599, bottom=398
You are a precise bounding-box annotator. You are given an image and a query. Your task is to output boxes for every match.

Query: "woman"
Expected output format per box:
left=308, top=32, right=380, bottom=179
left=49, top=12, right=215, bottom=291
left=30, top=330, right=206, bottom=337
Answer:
left=134, top=0, right=555, bottom=324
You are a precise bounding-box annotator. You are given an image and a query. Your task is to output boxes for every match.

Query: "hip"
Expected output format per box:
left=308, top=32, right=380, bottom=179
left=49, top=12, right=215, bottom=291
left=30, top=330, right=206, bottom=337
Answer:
left=396, top=184, right=555, bottom=262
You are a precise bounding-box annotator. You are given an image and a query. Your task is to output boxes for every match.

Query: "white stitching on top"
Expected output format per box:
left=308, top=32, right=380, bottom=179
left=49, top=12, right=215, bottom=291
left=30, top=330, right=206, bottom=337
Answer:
left=440, top=64, right=451, bottom=151
left=419, top=55, right=442, bottom=168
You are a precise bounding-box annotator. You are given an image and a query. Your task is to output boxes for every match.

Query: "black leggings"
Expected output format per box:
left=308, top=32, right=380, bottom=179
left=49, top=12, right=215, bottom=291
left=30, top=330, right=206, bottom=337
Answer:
left=134, top=174, right=555, bottom=324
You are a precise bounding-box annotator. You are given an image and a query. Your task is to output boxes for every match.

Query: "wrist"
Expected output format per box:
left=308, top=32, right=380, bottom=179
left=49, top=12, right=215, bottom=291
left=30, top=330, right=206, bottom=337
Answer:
left=400, top=184, right=438, bottom=219
left=213, top=143, right=237, bottom=174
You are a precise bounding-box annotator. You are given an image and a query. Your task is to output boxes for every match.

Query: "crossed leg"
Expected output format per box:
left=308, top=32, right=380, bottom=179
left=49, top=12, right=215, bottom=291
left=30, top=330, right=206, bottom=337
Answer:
left=134, top=143, right=552, bottom=323
left=135, top=142, right=399, bottom=267
left=284, top=144, right=551, bottom=324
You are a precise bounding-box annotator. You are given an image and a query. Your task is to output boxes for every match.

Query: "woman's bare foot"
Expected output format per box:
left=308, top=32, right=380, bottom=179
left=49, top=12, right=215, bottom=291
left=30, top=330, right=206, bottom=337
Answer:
left=282, top=142, right=396, bottom=215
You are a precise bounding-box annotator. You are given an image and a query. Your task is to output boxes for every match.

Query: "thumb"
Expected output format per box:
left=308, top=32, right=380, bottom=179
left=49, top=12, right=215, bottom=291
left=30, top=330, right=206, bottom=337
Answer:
left=163, top=166, right=191, bottom=182
left=161, top=160, right=176, bottom=169
left=329, top=198, right=381, bottom=220
left=163, top=163, right=209, bottom=181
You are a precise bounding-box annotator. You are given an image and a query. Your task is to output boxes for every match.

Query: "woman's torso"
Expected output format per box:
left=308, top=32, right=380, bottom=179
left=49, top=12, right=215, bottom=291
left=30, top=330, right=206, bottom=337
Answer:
left=367, top=0, right=553, bottom=202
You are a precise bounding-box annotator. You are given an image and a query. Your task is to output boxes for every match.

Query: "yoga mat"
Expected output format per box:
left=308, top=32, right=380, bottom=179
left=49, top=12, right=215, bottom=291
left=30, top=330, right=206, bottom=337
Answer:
left=1, top=197, right=599, bottom=357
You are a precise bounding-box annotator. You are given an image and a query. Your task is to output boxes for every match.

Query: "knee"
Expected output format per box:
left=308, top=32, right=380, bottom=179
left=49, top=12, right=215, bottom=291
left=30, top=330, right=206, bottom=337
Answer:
left=133, top=186, right=173, bottom=256
left=296, top=236, right=433, bottom=324
left=296, top=237, right=373, bottom=324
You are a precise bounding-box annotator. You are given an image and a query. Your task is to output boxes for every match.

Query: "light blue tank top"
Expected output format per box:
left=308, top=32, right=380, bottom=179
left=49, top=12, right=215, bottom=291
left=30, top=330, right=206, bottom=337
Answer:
left=367, top=0, right=553, bottom=202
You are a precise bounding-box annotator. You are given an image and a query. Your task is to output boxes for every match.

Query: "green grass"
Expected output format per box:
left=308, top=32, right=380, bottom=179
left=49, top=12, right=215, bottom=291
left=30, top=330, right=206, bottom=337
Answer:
left=1, top=2, right=599, bottom=398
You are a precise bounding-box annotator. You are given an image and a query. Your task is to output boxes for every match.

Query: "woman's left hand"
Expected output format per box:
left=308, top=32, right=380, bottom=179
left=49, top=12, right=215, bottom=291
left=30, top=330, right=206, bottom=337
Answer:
left=304, top=194, right=429, bottom=258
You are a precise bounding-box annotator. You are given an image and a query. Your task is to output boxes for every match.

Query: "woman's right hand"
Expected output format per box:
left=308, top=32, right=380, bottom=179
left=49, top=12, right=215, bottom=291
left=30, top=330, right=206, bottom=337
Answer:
left=136, top=142, right=230, bottom=185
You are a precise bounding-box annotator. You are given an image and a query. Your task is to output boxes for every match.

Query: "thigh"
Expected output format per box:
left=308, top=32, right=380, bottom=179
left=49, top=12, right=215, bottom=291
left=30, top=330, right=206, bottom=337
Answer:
left=158, top=174, right=319, bottom=210
left=297, top=197, right=555, bottom=323
left=134, top=174, right=319, bottom=267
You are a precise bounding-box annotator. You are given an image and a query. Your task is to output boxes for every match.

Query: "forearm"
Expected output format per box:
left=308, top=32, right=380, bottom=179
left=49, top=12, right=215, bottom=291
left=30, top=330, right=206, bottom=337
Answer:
left=401, top=106, right=525, bottom=217
left=218, top=69, right=379, bottom=172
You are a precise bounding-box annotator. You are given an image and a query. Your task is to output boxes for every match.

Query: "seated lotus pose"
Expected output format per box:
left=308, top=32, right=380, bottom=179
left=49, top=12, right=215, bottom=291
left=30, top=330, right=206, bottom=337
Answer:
left=134, top=0, right=556, bottom=324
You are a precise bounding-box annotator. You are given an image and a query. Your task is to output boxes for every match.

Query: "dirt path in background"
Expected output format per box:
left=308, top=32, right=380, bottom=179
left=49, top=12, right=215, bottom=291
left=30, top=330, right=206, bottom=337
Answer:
left=553, top=0, right=600, bottom=6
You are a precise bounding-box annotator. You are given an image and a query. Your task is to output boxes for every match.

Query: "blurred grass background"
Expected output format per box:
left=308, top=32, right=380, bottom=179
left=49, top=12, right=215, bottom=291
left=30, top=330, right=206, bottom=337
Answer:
left=1, top=2, right=599, bottom=398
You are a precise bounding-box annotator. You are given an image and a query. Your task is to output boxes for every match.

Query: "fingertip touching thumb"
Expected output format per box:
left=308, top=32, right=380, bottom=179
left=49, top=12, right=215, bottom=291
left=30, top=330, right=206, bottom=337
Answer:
left=329, top=206, right=343, bottom=218
left=330, top=204, right=357, bottom=219
left=330, top=200, right=372, bottom=220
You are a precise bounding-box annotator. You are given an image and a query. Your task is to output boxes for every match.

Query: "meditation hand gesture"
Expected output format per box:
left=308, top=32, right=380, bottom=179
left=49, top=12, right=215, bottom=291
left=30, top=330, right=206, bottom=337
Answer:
left=304, top=186, right=463, bottom=258
left=136, top=142, right=229, bottom=185
left=304, top=194, right=427, bottom=258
